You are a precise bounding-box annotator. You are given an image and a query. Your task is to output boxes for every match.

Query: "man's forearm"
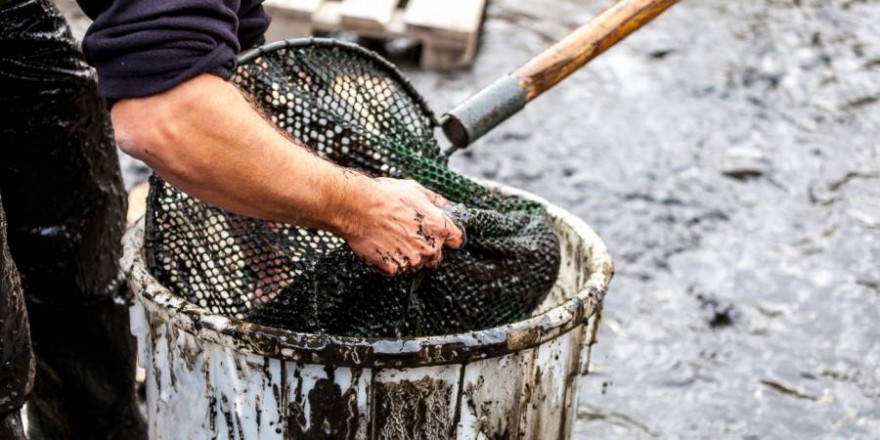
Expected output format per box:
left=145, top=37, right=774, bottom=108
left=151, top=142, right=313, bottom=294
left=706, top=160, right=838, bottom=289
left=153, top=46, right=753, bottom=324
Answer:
left=112, top=74, right=365, bottom=236
left=113, top=73, right=462, bottom=276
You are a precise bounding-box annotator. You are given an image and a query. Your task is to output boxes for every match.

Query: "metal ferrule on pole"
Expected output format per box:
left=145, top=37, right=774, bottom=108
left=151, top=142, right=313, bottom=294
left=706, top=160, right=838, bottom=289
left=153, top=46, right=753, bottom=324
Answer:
left=441, top=75, right=528, bottom=151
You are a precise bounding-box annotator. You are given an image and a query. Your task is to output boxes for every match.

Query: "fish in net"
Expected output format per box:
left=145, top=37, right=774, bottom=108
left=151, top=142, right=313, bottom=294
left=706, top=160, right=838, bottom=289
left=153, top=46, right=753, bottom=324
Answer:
left=144, top=39, right=561, bottom=337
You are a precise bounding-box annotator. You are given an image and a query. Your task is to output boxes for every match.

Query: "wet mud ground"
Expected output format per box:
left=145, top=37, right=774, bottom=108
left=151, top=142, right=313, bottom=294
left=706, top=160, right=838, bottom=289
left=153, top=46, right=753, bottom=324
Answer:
left=57, top=0, right=880, bottom=438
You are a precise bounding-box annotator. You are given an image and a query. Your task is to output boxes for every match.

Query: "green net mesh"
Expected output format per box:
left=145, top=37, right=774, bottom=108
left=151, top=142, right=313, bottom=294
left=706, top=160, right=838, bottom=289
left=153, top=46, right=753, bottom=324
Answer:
left=145, top=39, right=561, bottom=337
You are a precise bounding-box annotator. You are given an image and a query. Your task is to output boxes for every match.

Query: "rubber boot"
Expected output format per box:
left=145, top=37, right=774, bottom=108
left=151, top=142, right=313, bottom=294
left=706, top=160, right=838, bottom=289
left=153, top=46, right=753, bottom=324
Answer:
left=0, top=0, right=146, bottom=438
left=0, top=412, right=28, bottom=440
left=0, top=197, right=34, bottom=440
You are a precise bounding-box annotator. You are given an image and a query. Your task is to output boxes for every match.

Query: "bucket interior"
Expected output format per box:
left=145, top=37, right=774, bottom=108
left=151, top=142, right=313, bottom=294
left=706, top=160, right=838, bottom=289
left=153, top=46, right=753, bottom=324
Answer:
left=124, top=183, right=612, bottom=365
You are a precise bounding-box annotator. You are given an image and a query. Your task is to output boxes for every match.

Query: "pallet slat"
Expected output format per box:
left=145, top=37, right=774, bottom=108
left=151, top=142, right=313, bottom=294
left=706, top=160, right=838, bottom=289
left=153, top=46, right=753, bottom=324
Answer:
left=263, top=0, right=488, bottom=69
left=404, top=0, right=485, bottom=69
left=313, top=1, right=342, bottom=29
left=340, top=0, right=399, bottom=30
left=263, top=0, right=324, bottom=18
left=263, top=0, right=325, bottom=41
left=403, top=0, right=486, bottom=43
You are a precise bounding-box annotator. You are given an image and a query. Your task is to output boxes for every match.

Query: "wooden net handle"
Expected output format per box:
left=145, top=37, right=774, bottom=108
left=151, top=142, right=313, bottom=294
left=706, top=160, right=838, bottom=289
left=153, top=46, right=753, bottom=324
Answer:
left=441, top=0, right=679, bottom=150
left=515, top=0, right=679, bottom=101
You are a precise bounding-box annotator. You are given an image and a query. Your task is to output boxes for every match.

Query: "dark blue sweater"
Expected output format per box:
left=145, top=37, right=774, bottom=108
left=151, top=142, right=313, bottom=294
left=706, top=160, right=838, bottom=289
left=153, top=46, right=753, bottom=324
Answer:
left=76, top=0, right=271, bottom=100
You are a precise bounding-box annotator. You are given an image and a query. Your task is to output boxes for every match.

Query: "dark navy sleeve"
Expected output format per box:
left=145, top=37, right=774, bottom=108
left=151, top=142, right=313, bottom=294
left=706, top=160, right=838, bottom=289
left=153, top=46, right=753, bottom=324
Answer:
left=237, top=0, right=271, bottom=51
left=77, top=0, right=252, bottom=100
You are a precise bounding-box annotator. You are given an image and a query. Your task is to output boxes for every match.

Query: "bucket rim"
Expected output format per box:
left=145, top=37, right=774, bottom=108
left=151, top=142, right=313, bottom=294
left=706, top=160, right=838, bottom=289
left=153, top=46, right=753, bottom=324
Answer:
left=123, top=181, right=614, bottom=368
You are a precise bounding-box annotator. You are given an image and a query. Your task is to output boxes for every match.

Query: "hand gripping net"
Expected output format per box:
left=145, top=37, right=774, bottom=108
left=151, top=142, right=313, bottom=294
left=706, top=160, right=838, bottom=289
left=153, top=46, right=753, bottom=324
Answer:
left=145, top=39, right=561, bottom=337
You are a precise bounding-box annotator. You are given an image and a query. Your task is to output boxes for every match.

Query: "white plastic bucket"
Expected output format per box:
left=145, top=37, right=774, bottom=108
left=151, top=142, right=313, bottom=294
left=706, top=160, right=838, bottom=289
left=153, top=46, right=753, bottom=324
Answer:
left=123, top=183, right=613, bottom=440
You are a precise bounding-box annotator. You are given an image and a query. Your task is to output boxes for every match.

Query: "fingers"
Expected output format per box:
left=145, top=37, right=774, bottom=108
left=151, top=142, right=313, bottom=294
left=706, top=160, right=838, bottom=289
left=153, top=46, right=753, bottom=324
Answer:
left=365, top=234, right=451, bottom=276
left=413, top=182, right=448, bottom=209
left=415, top=229, right=444, bottom=268
left=441, top=214, right=464, bottom=250
left=372, top=250, right=398, bottom=277
left=423, top=247, right=443, bottom=268
left=405, top=253, right=423, bottom=272
left=371, top=248, right=428, bottom=277
left=410, top=183, right=461, bottom=251
left=414, top=212, right=459, bottom=269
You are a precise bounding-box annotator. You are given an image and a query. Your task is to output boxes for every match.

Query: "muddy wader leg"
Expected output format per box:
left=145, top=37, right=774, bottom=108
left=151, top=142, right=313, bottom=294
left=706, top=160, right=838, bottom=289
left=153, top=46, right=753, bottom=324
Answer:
left=0, top=1, right=146, bottom=439
left=0, top=197, right=34, bottom=440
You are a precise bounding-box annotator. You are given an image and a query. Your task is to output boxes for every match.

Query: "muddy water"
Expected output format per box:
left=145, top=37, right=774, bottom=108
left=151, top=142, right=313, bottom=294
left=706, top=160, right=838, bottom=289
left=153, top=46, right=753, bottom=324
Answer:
left=56, top=0, right=880, bottom=437
left=405, top=0, right=880, bottom=437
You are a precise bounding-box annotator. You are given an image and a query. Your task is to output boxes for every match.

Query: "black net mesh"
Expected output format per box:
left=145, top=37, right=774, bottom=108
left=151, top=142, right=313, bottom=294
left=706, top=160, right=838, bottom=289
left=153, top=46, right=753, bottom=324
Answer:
left=145, top=39, right=561, bottom=337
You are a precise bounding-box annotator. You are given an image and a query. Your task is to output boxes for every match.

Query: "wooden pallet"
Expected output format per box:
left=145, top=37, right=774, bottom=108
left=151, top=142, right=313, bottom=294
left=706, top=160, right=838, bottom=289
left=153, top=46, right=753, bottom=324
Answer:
left=263, top=0, right=487, bottom=69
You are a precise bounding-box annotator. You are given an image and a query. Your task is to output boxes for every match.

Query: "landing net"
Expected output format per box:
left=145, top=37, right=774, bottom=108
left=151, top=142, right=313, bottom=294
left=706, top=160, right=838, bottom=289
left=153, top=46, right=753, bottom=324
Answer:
left=145, top=39, right=561, bottom=337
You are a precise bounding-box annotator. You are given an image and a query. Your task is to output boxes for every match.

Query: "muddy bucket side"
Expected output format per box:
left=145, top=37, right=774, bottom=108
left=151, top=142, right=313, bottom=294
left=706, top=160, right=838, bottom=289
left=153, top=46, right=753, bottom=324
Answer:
left=123, top=183, right=613, bottom=440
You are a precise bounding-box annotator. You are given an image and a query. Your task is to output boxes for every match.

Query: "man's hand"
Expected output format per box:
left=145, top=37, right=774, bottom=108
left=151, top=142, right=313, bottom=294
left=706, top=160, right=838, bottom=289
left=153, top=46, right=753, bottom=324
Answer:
left=111, top=74, right=462, bottom=276
left=342, top=178, right=463, bottom=276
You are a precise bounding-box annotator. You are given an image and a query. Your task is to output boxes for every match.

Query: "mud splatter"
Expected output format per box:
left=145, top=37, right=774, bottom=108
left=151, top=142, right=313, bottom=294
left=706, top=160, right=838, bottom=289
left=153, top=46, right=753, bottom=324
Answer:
left=373, top=377, right=454, bottom=440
